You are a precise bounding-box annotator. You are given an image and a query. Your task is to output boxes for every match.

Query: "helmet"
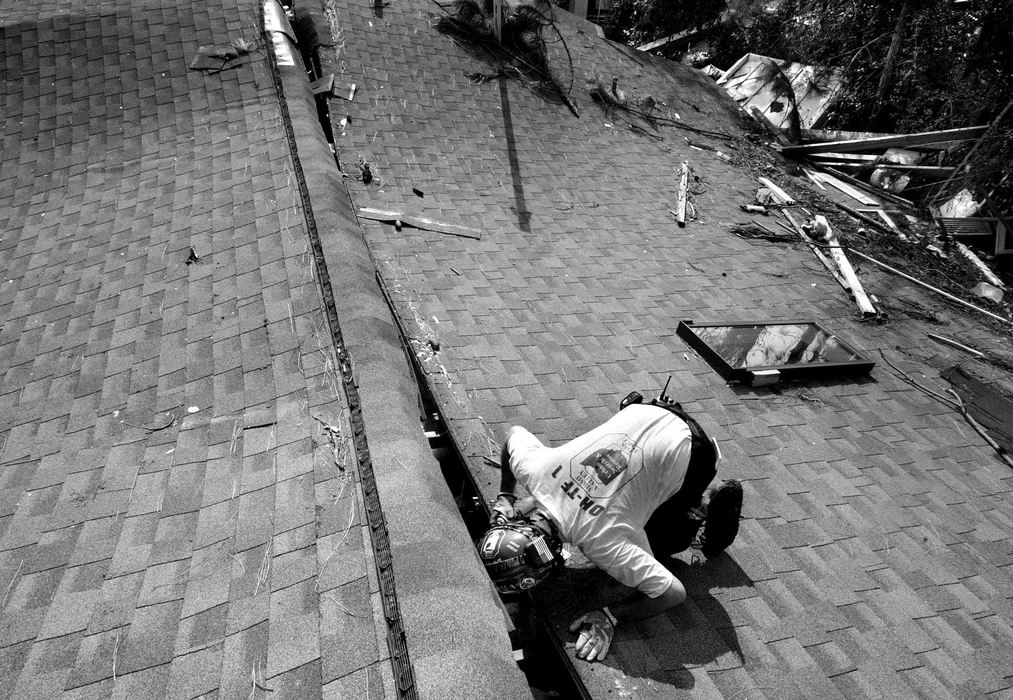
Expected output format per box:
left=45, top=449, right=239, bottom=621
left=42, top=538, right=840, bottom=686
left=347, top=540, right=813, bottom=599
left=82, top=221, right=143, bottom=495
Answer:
left=477, top=521, right=562, bottom=594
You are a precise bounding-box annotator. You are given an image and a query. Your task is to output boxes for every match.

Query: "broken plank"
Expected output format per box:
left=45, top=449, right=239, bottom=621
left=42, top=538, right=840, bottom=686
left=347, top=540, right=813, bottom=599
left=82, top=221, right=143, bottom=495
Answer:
left=955, top=241, right=1006, bottom=289
left=310, top=73, right=335, bottom=95
left=824, top=161, right=956, bottom=177
left=357, top=208, right=482, bottom=240
left=876, top=210, right=899, bottom=231
left=855, top=207, right=905, bottom=214
left=800, top=128, right=893, bottom=142
left=782, top=125, right=988, bottom=155
left=676, top=161, right=689, bottom=227
left=822, top=166, right=915, bottom=207
left=780, top=210, right=851, bottom=292
left=810, top=152, right=880, bottom=163
left=833, top=201, right=896, bottom=236
left=800, top=166, right=826, bottom=190
left=823, top=222, right=878, bottom=317
left=812, top=171, right=879, bottom=206
left=758, top=177, right=795, bottom=205
left=875, top=210, right=905, bottom=240
left=876, top=164, right=955, bottom=176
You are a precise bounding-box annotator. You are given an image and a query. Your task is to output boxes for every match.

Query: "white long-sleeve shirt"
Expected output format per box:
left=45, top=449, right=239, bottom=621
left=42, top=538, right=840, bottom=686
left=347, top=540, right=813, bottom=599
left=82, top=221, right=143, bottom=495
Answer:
left=507, top=404, right=693, bottom=598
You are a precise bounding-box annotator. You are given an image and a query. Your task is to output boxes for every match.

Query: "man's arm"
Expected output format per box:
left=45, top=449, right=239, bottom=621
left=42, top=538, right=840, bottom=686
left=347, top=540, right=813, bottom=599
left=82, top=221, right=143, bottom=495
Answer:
left=498, top=431, right=517, bottom=494
left=490, top=428, right=520, bottom=524
left=569, top=579, right=686, bottom=662
left=611, top=578, right=687, bottom=622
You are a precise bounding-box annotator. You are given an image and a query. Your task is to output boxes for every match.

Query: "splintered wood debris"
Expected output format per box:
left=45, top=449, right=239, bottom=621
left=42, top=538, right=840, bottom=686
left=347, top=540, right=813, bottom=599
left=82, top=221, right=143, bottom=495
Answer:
left=358, top=207, right=482, bottom=239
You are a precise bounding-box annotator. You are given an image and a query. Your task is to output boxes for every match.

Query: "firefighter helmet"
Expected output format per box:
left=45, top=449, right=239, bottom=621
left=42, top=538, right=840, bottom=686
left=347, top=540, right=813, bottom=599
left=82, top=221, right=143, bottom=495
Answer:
left=477, top=520, right=562, bottom=594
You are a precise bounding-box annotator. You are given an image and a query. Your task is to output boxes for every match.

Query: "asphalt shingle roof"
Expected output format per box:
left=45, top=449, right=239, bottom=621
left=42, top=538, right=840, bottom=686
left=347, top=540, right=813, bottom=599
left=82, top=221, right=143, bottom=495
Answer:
left=318, top=0, right=1013, bottom=695
left=1, top=0, right=527, bottom=696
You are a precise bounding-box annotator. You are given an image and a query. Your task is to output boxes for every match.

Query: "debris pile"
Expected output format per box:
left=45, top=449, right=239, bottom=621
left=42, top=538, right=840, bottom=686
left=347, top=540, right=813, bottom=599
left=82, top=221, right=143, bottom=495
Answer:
left=731, top=170, right=1013, bottom=332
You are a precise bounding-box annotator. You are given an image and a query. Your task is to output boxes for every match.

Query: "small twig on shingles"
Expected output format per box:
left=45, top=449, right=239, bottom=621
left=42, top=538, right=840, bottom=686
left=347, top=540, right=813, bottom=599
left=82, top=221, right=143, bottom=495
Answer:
left=230, top=420, right=242, bottom=455
left=484, top=456, right=500, bottom=469
left=250, top=661, right=273, bottom=697
left=112, top=628, right=121, bottom=682
left=961, top=541, right=988, bottom=564
left=122, top=411, right=178, bottom=431
left=314, top=415, right=347, bottom=472
left=316, top=499, right=357, bottom=592
left=726, top=687, right=776, bottom=700
left=1, top=560, right=25, bottom=609
left=324, top=591, right=364, bottom=619
left=253, top=542, right=273, bottom=597
left=0, top=456, right=35, bottom=467
left=781, top=388, right=829, bottom=407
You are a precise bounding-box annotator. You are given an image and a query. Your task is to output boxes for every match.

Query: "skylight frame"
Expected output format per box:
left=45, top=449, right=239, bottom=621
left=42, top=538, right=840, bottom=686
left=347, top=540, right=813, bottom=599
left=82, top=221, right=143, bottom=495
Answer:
left=676, top=319, right=876, bottom=385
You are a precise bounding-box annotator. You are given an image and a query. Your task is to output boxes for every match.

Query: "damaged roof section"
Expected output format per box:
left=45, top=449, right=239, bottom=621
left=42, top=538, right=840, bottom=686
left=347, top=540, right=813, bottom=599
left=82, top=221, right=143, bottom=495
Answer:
left=717, top=52, right=842, bottom=132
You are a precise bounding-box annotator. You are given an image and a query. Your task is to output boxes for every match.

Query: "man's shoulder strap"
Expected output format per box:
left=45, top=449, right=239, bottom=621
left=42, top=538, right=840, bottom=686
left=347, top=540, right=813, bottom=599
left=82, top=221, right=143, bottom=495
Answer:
left=619, top=393, right=702, bottom=434
left=648, top=398, right=691, bottom=424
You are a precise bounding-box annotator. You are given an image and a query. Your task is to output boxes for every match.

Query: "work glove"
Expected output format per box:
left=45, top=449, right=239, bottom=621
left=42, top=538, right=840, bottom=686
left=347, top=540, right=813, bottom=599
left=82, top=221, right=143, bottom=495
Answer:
left=490, top=492, right=516, bottom=526
left=569, top=608, right=616, bottom=662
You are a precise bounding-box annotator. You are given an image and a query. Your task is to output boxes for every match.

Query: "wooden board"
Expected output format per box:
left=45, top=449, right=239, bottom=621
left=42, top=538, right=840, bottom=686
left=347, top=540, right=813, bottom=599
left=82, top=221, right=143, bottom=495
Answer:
left=782, top=125, right=988, bottom=155
left=812, top=171, right=879, bottom=206
left=675, top=161, right=689, bottom=227
left=358, top=208, right=482, bottom=240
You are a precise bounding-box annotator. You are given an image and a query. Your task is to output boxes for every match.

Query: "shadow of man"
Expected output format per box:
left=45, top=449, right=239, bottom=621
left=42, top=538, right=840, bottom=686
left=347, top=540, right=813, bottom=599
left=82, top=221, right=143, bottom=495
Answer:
left=532, top=550, right=753, bottom=693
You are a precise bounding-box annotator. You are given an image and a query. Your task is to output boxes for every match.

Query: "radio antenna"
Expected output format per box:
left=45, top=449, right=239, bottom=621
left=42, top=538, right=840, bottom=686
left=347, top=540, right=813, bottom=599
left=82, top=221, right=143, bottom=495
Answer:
left=660, top=376, right=672, bottom=402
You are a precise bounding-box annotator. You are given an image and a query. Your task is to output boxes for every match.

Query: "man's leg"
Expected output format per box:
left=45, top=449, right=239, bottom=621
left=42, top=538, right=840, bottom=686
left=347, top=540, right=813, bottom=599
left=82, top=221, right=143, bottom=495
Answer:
left=644, top=431, right=716, bottom=557
left=699, top=479, right=743, bottom=558
left=644, top=506, right=703, bottom=557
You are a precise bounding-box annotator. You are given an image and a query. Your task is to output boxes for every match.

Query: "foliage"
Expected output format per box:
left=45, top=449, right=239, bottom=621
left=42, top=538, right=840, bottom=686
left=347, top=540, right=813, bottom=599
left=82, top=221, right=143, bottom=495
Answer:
left=604, top=0, right=727, bottom=47
left=434, top=0, right=579, bottom=112
left=606, top=0, right=1013, bottom=207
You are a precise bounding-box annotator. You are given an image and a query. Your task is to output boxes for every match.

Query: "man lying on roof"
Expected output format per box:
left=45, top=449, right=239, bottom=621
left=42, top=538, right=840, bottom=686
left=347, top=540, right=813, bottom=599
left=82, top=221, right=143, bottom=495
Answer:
left=478, top=386, right=743, bottom=663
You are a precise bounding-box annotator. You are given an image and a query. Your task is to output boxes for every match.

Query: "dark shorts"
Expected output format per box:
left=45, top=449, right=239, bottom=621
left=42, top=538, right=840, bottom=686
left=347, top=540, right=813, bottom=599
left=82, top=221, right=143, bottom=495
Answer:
left=644, top=416, right=717, bottom=557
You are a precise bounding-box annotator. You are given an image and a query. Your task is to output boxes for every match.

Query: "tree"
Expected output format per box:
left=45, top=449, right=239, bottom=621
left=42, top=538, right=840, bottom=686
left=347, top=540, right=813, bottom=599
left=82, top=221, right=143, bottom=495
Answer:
left=606, top=0, right=1013, bottom=207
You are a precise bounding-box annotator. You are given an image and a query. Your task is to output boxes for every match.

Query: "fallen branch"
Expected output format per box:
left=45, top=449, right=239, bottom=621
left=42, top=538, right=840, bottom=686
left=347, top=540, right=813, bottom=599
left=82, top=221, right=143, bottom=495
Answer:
left=1, top=560, right=24, bottom=608
left=947, top=388, right=1013, bottom=469
left=877, top=350, right=960, bottom=410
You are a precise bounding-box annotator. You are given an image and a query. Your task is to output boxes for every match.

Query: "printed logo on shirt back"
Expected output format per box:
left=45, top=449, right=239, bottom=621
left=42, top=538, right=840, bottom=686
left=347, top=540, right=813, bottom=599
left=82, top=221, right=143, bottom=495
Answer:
left=568, top=433, right=643, bottom=503
left=580, top=448, right=627, bottom=485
